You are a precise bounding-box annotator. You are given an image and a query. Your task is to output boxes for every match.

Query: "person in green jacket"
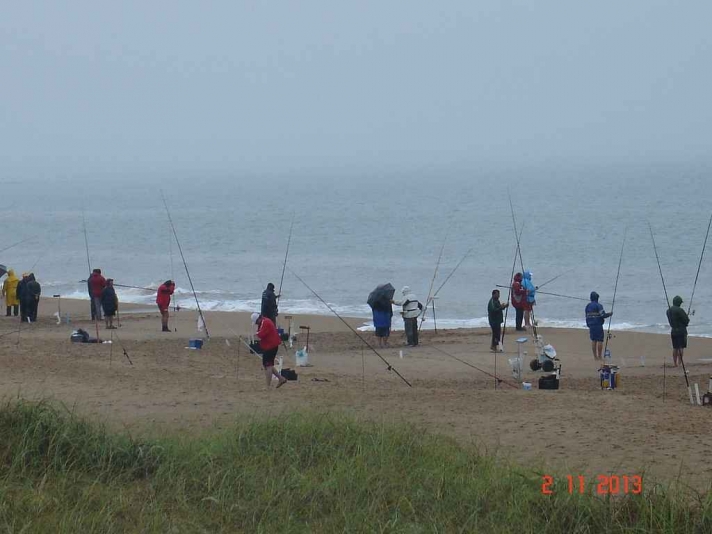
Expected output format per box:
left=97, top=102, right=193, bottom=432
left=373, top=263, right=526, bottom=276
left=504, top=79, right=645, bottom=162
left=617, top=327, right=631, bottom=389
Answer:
left=487, top=289, right=509, bottom=352
left=666, top=295, right=690, bottom=367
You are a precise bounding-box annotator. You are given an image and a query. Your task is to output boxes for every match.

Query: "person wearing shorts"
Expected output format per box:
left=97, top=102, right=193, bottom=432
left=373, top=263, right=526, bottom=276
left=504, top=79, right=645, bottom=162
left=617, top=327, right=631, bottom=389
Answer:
left=372, top=307, right=392, bottom=348
left=666, top=295, right=689, bottom=367
left=253, top=313, right=287, bottom=389
left=156, top=280, right=175, bottom=332
left=585, top=291, right=612, bottom=360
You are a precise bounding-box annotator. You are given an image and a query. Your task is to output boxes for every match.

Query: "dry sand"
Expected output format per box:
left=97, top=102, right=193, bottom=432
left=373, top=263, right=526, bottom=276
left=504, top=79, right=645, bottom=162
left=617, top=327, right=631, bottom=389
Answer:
left=1, top=296, right=711, bottom=490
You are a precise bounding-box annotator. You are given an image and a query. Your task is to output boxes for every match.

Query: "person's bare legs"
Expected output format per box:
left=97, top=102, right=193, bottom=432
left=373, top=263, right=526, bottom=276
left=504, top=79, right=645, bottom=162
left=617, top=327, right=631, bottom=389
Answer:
left=524, top=310, right=531, bottom=328
left=161, top=309, right=170, bottom=331
left=591, top=341, right=598, bottom=360
left=264, top=366, right=286, bottom=388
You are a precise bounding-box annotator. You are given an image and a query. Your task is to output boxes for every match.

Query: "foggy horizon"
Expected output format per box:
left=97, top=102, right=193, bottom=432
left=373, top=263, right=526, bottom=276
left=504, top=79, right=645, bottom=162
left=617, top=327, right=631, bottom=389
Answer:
left=2, top=1, right=711, bottom=177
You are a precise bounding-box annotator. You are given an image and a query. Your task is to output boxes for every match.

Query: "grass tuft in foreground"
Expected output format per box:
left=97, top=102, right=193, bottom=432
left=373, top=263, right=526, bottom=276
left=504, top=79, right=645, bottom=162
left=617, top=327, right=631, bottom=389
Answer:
left=0, top=400, right=710, bottom=533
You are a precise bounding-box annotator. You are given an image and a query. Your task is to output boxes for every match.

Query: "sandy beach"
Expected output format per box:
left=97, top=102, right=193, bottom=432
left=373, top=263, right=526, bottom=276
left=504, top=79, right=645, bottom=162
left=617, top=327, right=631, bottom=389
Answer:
left=1, top=296, right=711, bottom=490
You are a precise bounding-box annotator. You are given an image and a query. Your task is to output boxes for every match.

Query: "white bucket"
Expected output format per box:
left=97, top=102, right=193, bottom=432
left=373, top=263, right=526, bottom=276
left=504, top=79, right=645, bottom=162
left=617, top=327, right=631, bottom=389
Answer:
left=522, top=382, right=532, bottom=391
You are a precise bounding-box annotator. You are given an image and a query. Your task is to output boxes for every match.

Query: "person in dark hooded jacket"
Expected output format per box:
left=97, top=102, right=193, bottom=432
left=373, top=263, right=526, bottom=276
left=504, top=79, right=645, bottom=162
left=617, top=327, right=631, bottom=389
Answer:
left=585, top=291, right=612, bottom=360
left=25, top=273, right=41, bottom=323
left=666, top=295, right=689, bottom=367
left=16, top=273, right=29, bottom=322
left=261, top=283, right=279, bottom=324
left=101, top=279, right=119, bottom=329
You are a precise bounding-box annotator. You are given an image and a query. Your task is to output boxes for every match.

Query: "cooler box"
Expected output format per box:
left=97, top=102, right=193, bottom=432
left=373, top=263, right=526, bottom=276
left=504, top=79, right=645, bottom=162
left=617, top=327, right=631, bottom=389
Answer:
left=189, top=338, right=204, bottom=349
left=538, top=374, right=559, bottom=390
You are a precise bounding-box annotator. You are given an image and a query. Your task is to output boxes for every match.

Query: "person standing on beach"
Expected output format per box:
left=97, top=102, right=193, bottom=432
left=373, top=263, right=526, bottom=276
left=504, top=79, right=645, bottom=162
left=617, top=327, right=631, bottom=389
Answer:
left=522, top=270, right=536, bottom=329
left=101, top=279, right=118, bottom=329
left=487, top=289, right=509, bottom=352
left=25, top=273, right=41, bottom=323
left=510, top=272, right=526, bottom=331
left=88, top=269, right=106, bottom=321
left=16, top=273, right=29, bottom=322
left=87, top=276, right=96, bottom=320
left=392, top=286, right=424, bottom=346
left=585, top=291, right=612, bottom=360
left=156, top=280, right=175, bottom=332
left=372, top=302, right=393, bottom=348
left=261, top=282, right=279, bottom=325
left=253, top=313, right=287, bottom=389
left=2, top=269, right=20, bottom=317
left=666, top=295, right=689, bottom=368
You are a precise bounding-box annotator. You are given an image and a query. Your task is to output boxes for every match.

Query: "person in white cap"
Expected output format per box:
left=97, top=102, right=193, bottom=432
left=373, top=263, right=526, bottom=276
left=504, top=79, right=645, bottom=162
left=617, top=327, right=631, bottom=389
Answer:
left=392, top=286, right=423, bottom=346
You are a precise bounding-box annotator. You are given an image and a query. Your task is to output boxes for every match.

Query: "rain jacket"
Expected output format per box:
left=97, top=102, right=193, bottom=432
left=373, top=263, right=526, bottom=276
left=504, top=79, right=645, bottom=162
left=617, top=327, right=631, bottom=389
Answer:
left=26, top=274, right=41, bottom=301
left=522, top=271, right=536, bottom=304
left=101, top=286, right=118, bottom=315
left=666, top=296, right=689, bottom=336
left=392, top=287, right=423, bottom=319
left=261, top=287, right=278, bottom=320
left=2, top=270, right=19, bottom=306
left=585, top=292, right=611, bottom=328
left=511, top=273, right=526, bottom=309
left=16, top=275, right=28, bottom=304
left=88, top=272, right=107, bottom=298
left=256, top=317, right=281, bottom=351
left=156, top=282, right=174, bottom=310
left=487, top=295, right=507, bottom=325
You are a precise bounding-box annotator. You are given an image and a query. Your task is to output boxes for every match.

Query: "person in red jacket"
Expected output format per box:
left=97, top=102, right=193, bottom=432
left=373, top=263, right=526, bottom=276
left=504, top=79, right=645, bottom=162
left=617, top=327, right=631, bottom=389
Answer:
left=88, top=269, right=107, bottom=321
left=510, top=272, right=527, bottom=332
left=253, top=313, right=287, bottom=389
left=156, top=280, right=175, bottom=332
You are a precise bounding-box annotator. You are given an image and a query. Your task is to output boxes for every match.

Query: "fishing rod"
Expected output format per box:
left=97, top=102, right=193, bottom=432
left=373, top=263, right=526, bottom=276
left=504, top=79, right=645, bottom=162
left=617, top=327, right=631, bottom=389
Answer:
left=649, top=221, right=690, bottom=403
left=81, top=210, right=101, bottom=341
left=501, top=226, right=524, bottom=350
left=288, top=267, right=412, bottom=387
left=0, top=236, right=34, bottom=255
left=277, top=214, right=295, bottom=303
left=507, top=190, right=538, bottom=339
left=420, top=230, right=448, bottom=331
left=495, top=285, right=587, bottom=302
left=79, top=280, right=154, bottom=292
left=687, top=211, right=712, bottom=316
left=425, top=344, right=519, bottom=389
left=603, top=228, right=627, bottom=358
left=160, top=191, right=209, bottom=339
left=168, top=216, right=178, bottom=312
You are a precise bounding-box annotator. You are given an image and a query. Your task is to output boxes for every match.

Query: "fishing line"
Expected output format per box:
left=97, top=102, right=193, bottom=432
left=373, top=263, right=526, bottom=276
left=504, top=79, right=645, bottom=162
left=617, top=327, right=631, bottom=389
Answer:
left=288, top=267, right=412, bottom=387
left=420, top=230, right=449, bottom=331
left=160, top=191, right=210, bottom=339
left=432, top=247, right=474, bottom=299
left=502, top=226, right=524, bottom=348
left=0, top=236, right=35, bottom=255
left=536, top=268, right=575, bottom=290
left=495, top=285, right=587, bottom=301
left=603, top=227, right=627, bottom=357
left=507, top=190, right=538, bottom=339
left=424, top=344, right=518, bottom=389
left=81, top=210, right=101, bottom=341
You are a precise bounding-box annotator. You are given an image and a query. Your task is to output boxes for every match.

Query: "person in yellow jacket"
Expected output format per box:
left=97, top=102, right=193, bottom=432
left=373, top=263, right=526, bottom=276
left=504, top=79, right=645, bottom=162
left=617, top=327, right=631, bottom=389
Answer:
left=2, top=269, right=20, bottom=317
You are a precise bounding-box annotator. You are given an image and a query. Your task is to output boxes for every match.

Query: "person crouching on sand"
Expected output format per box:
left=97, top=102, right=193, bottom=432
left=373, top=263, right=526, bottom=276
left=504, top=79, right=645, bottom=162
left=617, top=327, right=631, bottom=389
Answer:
left=585, top=291, right=612, bottom=360
left=253, top=313, right=287, bottom=389
left=487, top=289, right=509, bottom=352
left=666, top=295, right=689, bottom=368
left=156, top=280, right=175, bottom=332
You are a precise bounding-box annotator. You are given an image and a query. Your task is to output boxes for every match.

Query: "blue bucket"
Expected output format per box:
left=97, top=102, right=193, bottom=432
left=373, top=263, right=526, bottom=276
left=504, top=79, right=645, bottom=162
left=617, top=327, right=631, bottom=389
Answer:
left=189, top=338, right=204, bottom=349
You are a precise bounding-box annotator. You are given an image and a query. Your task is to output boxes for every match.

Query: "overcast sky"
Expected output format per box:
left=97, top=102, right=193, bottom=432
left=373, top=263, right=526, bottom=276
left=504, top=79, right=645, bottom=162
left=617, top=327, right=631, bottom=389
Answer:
left=1, top=1, right=710, bottom=176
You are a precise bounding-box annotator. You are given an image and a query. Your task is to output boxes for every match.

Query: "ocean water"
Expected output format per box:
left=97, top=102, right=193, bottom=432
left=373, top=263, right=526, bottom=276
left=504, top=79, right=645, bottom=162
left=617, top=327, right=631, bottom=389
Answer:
left=2, top=166, right=712, bottom=336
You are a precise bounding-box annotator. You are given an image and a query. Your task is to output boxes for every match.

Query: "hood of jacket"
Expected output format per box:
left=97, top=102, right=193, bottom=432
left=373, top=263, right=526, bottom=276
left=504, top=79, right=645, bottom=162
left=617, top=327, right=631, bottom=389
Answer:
left=27, top=273, right=36, bottom=282
left=523, top=270, right=532, bottom=280
left=590, top=291, right=599, bottom=302
left=673, top=295, right=683, bottom=307
left=7, top=269, right=17, bottom=281
left=514, top=273, right=523, bottom=282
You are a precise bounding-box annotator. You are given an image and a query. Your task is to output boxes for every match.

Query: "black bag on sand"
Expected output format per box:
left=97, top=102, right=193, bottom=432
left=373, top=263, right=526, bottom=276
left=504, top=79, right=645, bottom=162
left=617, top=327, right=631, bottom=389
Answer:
left=280, top=368, right=298, bottom=381
left=71, top=329, right=90, bottom=343
left=538, top=374, right=559, bottom=390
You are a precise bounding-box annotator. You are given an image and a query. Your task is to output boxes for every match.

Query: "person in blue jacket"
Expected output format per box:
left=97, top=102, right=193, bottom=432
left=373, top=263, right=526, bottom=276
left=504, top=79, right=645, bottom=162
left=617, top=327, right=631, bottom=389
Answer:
left=585, top=291, right=612, bottom=360
left=522, top=270, right=536, bottom=329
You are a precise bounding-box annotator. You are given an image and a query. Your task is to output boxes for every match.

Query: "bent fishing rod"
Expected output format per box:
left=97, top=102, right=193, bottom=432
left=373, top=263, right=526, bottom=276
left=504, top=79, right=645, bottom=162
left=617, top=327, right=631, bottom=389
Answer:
left=431, top=247, right=474, bottom=300
left=161, top=191, right=210, bottom=339
left=649, top=221, right=690, bottom=404
left=603, top=228, right=627, bottom=357
left=536, top=268, right=575, bottom=290
left=687, top=211, right=712, bottom=317
left=277, top=213, right=295, bottom=303
left=419, top=230, right=448, bottom=331
left=81, top=209, right=101, bottom=341
left=288, top=267, right=412, bottom=387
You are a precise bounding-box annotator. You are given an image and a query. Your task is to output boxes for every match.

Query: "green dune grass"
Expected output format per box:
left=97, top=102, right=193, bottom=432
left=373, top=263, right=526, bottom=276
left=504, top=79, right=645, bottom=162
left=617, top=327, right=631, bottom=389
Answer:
left=0, top=400, right=709, bottom=533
